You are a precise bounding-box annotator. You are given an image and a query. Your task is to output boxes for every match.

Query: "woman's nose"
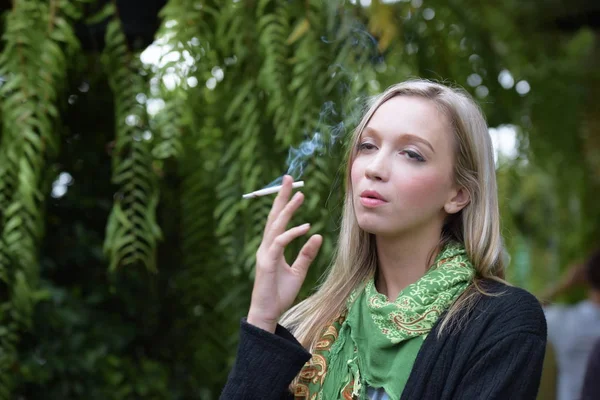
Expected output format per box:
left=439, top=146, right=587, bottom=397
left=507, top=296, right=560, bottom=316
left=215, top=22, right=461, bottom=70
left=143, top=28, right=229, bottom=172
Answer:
left=365, top=153, right=389, bottom=181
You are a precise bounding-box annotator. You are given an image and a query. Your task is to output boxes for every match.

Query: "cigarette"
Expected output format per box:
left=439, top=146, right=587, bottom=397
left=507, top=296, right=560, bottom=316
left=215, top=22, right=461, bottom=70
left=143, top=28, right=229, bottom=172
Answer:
left=242, top=181, right=304, bottom=199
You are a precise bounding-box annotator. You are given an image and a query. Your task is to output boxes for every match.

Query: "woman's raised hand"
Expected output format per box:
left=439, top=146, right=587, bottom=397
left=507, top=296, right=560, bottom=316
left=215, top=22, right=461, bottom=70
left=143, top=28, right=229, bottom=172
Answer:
left=247, top=175, right=323, bottom=333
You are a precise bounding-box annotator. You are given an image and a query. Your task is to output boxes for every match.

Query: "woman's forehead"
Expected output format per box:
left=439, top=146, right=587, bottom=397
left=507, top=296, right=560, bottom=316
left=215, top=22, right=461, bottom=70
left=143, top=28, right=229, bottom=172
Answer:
left=362, top=97, right=451, bottom=144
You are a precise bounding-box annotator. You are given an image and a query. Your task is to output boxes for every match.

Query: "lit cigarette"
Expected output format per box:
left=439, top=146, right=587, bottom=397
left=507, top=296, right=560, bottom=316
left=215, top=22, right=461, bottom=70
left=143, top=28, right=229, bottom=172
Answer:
left=242, top=181, right=304, bottom=199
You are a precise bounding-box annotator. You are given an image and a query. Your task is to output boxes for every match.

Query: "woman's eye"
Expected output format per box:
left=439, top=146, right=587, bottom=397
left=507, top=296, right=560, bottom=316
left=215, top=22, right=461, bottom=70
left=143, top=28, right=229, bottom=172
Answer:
left=403, top=150, right=425, bottom=162
left=357, top=142, right=376, bottom=151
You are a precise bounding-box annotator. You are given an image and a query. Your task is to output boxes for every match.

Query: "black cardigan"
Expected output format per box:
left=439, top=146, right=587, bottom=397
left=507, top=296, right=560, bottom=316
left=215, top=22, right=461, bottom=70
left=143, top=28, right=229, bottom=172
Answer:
left=220, top=280, right=547, bottom=399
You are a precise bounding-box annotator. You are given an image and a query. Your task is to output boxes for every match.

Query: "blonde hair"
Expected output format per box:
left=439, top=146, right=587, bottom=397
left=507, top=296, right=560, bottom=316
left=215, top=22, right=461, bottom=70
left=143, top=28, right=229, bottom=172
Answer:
left=280, top=79, right=506, bottom=354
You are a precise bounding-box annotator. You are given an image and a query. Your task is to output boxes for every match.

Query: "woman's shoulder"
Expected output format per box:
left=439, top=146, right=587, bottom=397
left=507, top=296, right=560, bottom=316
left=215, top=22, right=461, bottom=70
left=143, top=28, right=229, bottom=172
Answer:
left=476, top=278, right=540, bottom=304
left=467, top=279, right=547, bottom=338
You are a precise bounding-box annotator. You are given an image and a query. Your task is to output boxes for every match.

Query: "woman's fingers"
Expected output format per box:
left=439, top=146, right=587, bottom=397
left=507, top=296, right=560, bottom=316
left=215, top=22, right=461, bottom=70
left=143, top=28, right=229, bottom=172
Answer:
left=290, top=234, right=323, bottom=276
left=264, top=175, right=293, bottom=234
left=269, top=223, right=312, bottom=257
left=264, top=190, right=305, bottom=244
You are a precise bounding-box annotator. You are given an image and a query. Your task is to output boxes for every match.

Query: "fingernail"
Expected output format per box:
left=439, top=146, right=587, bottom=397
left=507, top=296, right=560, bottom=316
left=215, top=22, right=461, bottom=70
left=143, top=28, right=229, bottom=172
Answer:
left=302, top=223, right=310, bottom=229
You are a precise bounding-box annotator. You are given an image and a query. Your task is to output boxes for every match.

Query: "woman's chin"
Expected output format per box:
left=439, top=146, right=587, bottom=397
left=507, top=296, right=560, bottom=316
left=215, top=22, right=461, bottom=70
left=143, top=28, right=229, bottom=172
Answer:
left=357, top=217, right=409, bottom=237
left=357, top=220, right=386, bottom=235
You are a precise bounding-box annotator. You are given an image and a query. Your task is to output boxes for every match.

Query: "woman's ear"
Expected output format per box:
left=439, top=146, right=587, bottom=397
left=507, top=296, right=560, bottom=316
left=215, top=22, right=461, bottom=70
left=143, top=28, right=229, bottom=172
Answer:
left=444, top=186, right=470, bottom=214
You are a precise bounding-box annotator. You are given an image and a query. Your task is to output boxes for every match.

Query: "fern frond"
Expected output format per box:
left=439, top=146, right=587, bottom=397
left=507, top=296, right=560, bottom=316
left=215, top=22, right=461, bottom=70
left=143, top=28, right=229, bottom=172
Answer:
left=174, top=131, right=236, bottom=393
left=102, top=14, right=162, bottom=272
left=211, top=5, right=277, bottom=295
left=285, top=4, right=331, bottom=147
left=151, top=98, right=185, bottom=160
left=215, top=1, right=250, bottom=57
left=257, top=1, right=291, bottom=137
left=0, top=0, right=87, bottom=396
left=149, top=0, right=219, bottom=161
left=0, top=0, right=85, bottom=274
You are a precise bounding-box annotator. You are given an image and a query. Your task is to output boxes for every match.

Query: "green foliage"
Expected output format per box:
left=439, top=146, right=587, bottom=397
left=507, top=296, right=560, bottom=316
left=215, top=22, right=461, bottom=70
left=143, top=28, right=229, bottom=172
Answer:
left=0, top=0, right=596, bottom=398
left=101, top=8, right=162, bottom=273
left=148, top=0, right=217, bottom=161
left=0, top=0, right=86, bottom=396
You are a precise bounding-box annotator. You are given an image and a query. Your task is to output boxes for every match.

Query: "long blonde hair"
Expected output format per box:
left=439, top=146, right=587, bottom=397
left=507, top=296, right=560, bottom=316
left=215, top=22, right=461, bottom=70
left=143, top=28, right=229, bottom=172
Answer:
left=280, top=79, right=506, bottom=352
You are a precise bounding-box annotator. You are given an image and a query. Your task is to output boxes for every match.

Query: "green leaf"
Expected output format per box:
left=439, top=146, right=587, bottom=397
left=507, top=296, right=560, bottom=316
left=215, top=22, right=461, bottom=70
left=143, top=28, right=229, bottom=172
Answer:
left=85, top=2, right=116, bottom=25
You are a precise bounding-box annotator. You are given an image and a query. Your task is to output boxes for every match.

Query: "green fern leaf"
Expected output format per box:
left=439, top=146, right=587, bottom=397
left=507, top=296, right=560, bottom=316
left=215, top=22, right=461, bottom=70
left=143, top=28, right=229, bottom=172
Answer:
left=102, top=17, right=162, bottom=273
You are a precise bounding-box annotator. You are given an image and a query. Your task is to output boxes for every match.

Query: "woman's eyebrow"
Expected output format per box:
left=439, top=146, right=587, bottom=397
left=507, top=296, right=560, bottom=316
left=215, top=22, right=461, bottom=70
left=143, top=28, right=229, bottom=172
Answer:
left=363, top=126, right=435, bottom=153
left=401, top=133, right=435, bottom=153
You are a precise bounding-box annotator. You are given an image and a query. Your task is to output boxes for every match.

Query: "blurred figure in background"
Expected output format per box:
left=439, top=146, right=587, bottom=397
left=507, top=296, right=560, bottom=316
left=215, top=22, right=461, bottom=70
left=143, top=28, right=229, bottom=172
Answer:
left=580, top=338, right=600, bottom=400
left=541, top=249, right=600, bottom=400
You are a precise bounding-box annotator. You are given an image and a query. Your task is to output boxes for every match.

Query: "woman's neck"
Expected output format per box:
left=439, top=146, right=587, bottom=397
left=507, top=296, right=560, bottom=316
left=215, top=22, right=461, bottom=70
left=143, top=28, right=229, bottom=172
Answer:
left=374, top=226, right=442, bottom=301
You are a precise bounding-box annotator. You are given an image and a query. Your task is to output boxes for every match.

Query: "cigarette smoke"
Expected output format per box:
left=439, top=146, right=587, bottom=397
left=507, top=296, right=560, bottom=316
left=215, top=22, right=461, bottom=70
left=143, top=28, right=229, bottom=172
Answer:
left=265, top=15, right=381, bottom=189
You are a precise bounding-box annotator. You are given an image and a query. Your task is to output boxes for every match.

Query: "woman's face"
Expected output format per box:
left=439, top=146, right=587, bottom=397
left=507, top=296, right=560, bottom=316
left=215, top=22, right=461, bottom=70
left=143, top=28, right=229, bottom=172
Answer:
left=350, top=95, right=463, bottom=238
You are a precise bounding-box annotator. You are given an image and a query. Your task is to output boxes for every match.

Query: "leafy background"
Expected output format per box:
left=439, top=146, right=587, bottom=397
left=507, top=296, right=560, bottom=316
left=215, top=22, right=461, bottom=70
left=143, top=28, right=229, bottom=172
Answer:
left=0, top=0, right=598, bottom=398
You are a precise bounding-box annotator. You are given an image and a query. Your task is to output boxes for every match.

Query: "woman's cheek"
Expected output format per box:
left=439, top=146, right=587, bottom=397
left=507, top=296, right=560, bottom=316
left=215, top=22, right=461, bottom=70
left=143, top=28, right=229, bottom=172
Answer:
left=349, top=159, right=364, bottom=185
left=402, top=172, right=448, bottom=202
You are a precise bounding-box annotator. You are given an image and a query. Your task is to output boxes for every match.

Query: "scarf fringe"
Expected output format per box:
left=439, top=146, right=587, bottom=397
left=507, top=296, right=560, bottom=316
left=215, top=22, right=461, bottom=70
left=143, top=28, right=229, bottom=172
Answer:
left=348, top=356, right=362, bottom=398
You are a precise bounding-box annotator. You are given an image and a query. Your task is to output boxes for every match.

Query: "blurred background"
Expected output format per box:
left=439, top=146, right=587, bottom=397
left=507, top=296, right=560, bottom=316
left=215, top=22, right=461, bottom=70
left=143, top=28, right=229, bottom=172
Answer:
left=0, top=0, right=598, bottom=398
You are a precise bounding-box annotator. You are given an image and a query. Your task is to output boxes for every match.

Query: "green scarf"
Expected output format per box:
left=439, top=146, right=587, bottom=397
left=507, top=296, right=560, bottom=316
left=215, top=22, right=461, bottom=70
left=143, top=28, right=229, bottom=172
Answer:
left=294, top=242, right=475, bottom=400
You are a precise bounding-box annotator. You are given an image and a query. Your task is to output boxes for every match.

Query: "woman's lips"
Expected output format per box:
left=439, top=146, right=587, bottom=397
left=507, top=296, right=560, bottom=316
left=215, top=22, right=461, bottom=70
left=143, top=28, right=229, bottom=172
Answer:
left=359, top=197, right=388, bottom=207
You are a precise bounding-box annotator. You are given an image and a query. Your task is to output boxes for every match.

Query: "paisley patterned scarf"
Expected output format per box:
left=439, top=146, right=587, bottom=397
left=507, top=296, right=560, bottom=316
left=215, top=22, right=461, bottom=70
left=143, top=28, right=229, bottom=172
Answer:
left=294, top=242, right=475, bottom=399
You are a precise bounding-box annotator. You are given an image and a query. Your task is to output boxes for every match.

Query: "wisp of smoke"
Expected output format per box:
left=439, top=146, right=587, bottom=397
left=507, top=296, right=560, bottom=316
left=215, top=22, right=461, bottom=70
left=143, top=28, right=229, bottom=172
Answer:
left=263, top=8, right=381, bottom=189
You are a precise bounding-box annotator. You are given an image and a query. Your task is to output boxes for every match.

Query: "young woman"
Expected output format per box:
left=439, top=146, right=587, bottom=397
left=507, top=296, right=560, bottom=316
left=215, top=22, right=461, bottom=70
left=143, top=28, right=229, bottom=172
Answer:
left=220, top=80, right=547, bottom=400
